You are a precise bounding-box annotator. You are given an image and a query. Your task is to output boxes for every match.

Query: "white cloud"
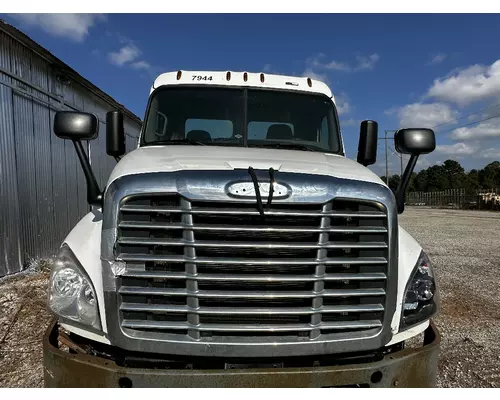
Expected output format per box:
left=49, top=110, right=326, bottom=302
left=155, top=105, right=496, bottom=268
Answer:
left=427, top=53, right=447, bottom=66
left=131, top=61, right=151, bottom=71
left=323, top=60, right=351, bottom=72
left=107, top=37, right=155, bottom=76
left=306, top=53, right=380, bottom=73
left=354, top=53, right=380, bottom=71
left=341, top=118, right=358, bottom=127
left=9, top=13, right=105, bottom=42
left=108, top=44, right=141, bottom=66
left=427, top=60, right=500, bottom=106
left=435, top=141, right=500, bottom=160
left=302, top=68, right=329, bottom=83
left=387, top=102, right=459, bottom=128
left=450, top=118, right=500, bottom=140
left=335, top=93, right=350, bottom=116
left=481, top=147, right=500, bottom=158
left=435, top=142, right=480, bottom=155
left=261, top=64, right=282, bottom=74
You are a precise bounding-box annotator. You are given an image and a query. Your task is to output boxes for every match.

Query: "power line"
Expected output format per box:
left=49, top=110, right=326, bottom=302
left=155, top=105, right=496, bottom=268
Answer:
left=436, top=112, right=500, bottom=134
left=431, top=101, right=500, bottom=130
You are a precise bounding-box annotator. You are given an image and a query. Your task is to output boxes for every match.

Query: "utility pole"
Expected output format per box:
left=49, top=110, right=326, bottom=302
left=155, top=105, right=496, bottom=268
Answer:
left=385, top=130, right=389, bottom=185
left=378, top=130, right=405, bottom=185
left=379, top=130, right=398, bottom=185
left=400, top=153, right=403, bottom=177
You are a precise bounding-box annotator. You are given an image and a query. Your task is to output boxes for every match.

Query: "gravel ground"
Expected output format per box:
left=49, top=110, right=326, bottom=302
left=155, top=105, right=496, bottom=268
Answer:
left=0, top=207, right=499, bottom=387
left=399, top=208, right=500, bottom=388
left=0, top=262, right=51, bottom=388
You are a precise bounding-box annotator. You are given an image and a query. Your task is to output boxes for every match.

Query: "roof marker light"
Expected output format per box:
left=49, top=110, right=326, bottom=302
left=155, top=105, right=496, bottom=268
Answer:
left=260, top=73, right=265, bottom=83
left=243, top=72, right=248, bottom=82
left=307, top=77, right=312, bottom=87
left=226, top=71, right=231, bottom=81
left=176, top=70, right=182, bottom=80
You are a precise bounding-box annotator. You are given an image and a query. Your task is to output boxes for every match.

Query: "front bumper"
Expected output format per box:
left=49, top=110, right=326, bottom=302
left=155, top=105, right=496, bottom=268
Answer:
left=43, top=319, right=440, bottom=388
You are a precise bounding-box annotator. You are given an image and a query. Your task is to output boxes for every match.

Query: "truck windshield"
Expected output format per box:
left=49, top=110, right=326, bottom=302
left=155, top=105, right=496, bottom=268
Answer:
left=141, top=87, right=342, bottom=154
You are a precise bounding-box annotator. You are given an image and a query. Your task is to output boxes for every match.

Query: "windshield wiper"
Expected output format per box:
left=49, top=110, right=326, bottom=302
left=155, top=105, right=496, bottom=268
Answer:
left=248, top=166, right=265, bottom=217
left=152, top=139, right=206, bottom=146
left=251, top=143, right=317, bottom=152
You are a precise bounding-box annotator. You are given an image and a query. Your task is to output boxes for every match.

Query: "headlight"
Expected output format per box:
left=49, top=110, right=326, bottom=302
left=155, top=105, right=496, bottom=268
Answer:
left=48, top=244, right=101, bottom=330
left=400, top=250, right=439, bottom=329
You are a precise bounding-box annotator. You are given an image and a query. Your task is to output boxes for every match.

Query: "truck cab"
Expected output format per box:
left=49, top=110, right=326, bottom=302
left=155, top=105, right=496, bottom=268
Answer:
left=43, top=70, right=440, bottom=387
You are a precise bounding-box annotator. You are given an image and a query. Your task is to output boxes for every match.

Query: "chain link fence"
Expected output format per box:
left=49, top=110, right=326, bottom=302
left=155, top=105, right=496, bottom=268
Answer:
left=407, top=188, right=500, bottom=210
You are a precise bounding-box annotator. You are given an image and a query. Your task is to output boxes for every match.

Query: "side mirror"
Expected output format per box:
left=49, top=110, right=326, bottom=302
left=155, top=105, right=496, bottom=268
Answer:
left=357, top=120, right=378, bottom=166
left=54, top=111, right=99, bottom=140
left=395, top=128, right=436, bottom=155
left=106, top=110, right=126, bottom=159
left=53, top=111, right=101, bottom=206
left=394, top=128, right=436, bottom=214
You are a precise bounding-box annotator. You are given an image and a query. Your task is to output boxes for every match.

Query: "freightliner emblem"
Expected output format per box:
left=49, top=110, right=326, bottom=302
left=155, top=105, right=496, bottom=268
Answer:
left=226, top=181, right=291, bottom=200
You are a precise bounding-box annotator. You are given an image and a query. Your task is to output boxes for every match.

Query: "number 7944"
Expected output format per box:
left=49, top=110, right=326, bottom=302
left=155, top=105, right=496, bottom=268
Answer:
left=192, top=75, right=213, bottom=81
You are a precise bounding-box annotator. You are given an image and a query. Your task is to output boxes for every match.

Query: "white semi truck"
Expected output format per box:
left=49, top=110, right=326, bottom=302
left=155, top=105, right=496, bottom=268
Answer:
left=43, top=70, right=440, bottom=387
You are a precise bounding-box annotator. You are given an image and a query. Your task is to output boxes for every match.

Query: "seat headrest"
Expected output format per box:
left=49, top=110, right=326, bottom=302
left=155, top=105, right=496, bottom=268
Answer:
left=266, top=124, right=293, bottom=140
left=186, top=130, right=212, bottom=141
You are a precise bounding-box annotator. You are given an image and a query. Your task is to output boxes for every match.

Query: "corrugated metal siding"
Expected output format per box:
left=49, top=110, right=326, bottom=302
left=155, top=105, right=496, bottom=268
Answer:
left=0, top=29, right=142, bottom=277
left=0, top=84, right=22, bottom=274
left=126, top=133, right=138, bottom=153
left=50, top=107, right=70, bottom=238
left=13, top=92, right=38, bottom=263
left=31, top=55, right=56, bottom=254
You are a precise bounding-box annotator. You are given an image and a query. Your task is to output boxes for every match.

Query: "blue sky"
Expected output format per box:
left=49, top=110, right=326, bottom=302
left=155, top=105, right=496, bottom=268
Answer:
left=3, top=13, right=500, bottom=175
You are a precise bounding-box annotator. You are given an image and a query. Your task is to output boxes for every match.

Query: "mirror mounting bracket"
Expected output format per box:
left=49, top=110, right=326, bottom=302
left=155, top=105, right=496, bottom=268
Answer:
left=394, top=153, right=418, bottom=214
left=73, top=140, right=102, bottom=207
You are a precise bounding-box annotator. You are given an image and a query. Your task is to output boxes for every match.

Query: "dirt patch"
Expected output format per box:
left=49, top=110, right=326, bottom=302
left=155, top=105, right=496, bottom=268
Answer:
left=440, top=284, right=500, bottom=323
left=0, top=267, right=52, bottom=388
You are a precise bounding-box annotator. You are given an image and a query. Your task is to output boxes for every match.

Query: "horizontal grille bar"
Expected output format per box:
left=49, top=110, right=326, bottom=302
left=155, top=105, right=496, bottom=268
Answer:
left=117, top=254, right=387, bottom=265
left=119, top=287, right=386, bottom=298
left=120, top=204, right=386, bottom=218
left=120, top=303, right=384, bottom=315
left=118, top=237, right=388, bottom=249
left=121, top=319, right=383, bottom=332
left=121, top=271, right=387, bottom=282
left=119, top=221, right=388, bottom=234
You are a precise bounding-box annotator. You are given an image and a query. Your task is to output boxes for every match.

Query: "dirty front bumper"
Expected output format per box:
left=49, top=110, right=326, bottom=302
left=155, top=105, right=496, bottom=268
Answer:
left=43, top=320, right=440, bottom=388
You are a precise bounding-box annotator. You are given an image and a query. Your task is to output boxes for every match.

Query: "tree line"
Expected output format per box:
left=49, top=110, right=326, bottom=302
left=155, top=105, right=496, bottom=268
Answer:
left=380, top=160, right=500, bottom=194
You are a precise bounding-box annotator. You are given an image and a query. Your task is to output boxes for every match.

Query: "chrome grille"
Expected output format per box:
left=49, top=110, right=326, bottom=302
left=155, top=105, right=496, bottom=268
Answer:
left=115, top=194, right=389, bottom=342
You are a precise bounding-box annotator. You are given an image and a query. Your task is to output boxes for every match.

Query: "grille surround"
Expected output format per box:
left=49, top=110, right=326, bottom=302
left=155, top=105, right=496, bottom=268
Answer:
left=101, top=170, right=398, bottom=357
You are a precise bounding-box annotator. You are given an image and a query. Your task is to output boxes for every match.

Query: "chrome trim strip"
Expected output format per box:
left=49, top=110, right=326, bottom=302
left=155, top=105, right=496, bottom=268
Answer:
left=118, top=221, right=388, bottom=233
left=120, top=204, right=386, bottom=218
left=121, top=271, right=387, bottom=282
left=119, top=303, right=385, bottom=315
left=117, top=237, right=388, bottom=249
left=116, top=254, right=387, bottom=265
left=121, top=320, right=383, bottom=332
left=118, top=286, right=386, bottom=298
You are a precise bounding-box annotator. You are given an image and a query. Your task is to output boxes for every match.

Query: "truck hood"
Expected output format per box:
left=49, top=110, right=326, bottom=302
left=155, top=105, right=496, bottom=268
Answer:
left=107, top=145, right=386, bottom=187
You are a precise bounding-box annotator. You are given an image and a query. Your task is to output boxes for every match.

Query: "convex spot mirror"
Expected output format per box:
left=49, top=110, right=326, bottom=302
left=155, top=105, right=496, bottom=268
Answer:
left=395, top=128, right=436, bottom=155
left=54, top=111, right=98, bottom=141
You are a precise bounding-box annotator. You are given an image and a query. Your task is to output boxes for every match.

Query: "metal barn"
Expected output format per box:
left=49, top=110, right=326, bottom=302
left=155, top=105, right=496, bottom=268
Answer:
left=0, top=21, right=142, bottom=277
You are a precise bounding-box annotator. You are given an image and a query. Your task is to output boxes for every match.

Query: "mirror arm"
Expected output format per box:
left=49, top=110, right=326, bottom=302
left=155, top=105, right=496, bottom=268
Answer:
left=73, top=140, right=102, bottom=207
left=394, top=153, right=419, bottom=214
